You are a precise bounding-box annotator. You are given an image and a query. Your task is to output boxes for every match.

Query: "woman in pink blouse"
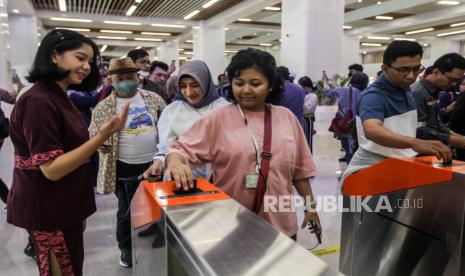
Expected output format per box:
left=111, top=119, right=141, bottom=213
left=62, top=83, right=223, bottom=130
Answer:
left=166, top=48, right=321, bottom=239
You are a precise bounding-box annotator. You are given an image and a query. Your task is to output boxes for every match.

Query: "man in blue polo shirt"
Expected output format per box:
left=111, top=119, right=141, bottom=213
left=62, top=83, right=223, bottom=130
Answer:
left=342, top=41, right=451, bottom=181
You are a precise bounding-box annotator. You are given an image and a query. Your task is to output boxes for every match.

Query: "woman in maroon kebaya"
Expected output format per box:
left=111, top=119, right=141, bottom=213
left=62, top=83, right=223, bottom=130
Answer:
left=7, top=29, right=128, bottom=276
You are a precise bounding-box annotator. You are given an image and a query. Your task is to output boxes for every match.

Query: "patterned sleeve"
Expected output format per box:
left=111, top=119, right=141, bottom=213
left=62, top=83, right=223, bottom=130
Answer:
left=88, top=102, right=105, bottom=138
left=17, top=96, right=64, bottom=167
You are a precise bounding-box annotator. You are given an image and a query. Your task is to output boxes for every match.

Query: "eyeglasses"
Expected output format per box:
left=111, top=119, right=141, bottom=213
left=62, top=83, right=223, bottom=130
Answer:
left=388, top=64, right=425, bottom=75
left=442, top=72, right=461, bottom=85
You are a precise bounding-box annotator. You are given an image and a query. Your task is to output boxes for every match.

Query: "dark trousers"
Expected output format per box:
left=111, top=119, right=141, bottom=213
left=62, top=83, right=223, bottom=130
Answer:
left=115, top=160, right=151, bottom=250
left=0, top=178, right=9, bottom=204
left=0, top=140, right=8, bottom=204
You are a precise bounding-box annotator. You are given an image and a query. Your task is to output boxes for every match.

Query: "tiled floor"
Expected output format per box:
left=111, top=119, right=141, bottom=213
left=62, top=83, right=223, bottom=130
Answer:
left=0, top=105, right=345, bottom=275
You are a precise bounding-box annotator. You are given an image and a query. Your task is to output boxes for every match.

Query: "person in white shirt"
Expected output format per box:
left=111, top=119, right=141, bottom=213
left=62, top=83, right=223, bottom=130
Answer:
left=298, top=76, right=318, bottom=152
left=89, top=57, right=165, bottom=267
left=144, top=60, right=229, bottom=180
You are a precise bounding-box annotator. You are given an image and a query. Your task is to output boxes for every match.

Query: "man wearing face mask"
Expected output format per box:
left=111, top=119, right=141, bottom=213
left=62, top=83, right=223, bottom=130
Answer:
left=89, top=57, right=165, bottom=268
left=411, top=53, right=465, bottom=150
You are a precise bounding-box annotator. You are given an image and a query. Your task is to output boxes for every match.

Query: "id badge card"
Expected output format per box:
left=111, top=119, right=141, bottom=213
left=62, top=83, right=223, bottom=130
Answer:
left=245, top=173, right=259, bottom=189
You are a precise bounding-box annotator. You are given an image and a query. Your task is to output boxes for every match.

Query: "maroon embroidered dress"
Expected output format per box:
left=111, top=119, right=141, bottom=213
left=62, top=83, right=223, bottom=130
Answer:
left=7, top=82, right=96, bottom=275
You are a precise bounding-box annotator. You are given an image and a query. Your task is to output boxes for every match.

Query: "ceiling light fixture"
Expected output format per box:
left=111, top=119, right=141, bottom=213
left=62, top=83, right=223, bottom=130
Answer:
left=178, top=48, right=184, bottom=51
left=126, top=5, right=137, bottom=16
left=151, top=23, right=186, bottom=28
left=259, top=43, right=272, bottom=46
left=184, top=10, right=200, bottom=20
left=437, top=29, right=465, bottom=36
left=184, top=51, right=194, bottom=54
left=55, top=27, right=90, bottom=32
left=343, top=25, right=352, bottom=29
left=375, top=15, right=393, bottom=20
left=100, top=45, right=107, bottom=52
left=405, top=28, right=434, bottom=35
left=224, top=27, right=230, bottom=31
left=450, top=22, right=465, bottom=27
left=265, top=7, right=281, bottom=11
left=367, top=36, right=390, bottom=40
left=361, top=43, right=382, bottom=46
left=141, top=32, right=171, bottom=36
left=202, top=0, right=220, bottom=8
left=135, top=46, right=142, bottom=49
left=377, top=1, right=382, bottom=4
left=135, top=37, right=163, bottom=41
left=104, top=20, right=141, bottom=26
left=135, top=0, right=143, bottom=3
left=393, top=37, right=416, bottom=41
left=186, top=40, right=194, bottom=43
left=58, top=0, right=66, bottom=11
left=100, top=30, right=133, bottom=34
left=51, top=17, right=92, bottom=23
left=97, top=36, right=127, bottom=40
left=238, top=18, right=252, bottom=22
left=438, top=1, right=460, bottom=5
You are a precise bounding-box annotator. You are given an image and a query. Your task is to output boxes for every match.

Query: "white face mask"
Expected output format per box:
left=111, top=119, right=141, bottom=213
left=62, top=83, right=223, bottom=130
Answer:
left=138, top=70, right=149, bottom=79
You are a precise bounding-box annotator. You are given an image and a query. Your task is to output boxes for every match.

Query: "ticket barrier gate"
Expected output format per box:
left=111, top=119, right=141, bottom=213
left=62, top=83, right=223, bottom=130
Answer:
left=340, top=157, right=465, bottom=276
left=130, top=178, right=341, bottom=276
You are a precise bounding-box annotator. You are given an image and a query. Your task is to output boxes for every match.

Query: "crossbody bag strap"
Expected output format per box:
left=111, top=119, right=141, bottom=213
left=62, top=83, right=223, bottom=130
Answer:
left=254, top=105, right=272, bottom=214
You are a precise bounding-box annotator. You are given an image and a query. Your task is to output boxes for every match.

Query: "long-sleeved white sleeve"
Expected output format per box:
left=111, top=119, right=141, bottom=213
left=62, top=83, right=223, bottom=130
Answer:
left=154, top=107, right=177, bottom=164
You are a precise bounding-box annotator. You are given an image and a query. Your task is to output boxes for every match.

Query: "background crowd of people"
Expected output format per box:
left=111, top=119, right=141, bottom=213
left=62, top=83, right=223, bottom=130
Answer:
left=1, top=29, right=465, bottom=276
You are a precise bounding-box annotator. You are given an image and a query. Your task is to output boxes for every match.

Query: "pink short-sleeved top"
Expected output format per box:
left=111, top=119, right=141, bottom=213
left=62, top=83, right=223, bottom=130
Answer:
left=169, top=104, right=316, bottom=236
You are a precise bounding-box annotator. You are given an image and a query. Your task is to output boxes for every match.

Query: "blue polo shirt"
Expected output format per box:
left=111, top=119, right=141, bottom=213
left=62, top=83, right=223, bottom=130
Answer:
left=355, top=74, right=418, bottom=158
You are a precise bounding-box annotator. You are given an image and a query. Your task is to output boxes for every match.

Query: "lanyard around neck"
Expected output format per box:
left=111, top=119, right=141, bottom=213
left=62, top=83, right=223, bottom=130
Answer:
left=237, top=104, right=263, bottom=173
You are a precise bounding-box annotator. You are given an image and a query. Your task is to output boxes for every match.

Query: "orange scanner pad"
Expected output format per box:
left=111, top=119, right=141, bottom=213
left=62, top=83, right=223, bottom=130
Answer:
left=342, top=156, right=465, bottom=196
left=131, top=178, right=230, bottom=229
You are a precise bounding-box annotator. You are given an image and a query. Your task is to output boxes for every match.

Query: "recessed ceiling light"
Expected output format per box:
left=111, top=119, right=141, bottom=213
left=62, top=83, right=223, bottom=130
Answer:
left=377, top=1, right=382, bottom=4
left=202, top=0, right=220, bottom=8
left=361, top=43, right=382, bottom=46
left=97, top=36, right=127, bottom=40
left=100, top=30, right=133, bottom=34
left=358, top=0, right=362, bottom=2
left=100, top=45, right=107, bottom=52
left=126, top=5, right=137, bottom=16
left=375, top=15, right=394, bottom=20
left=438, top=1, right=460, bottom=5
left=238, top=18, right=252, bottom=22
left=367, top=36, right=390, bottom=40
left=55, top=27, right=90, bottom=32
left=393, top=37, right=416, bottom=41
left=405, top=28, right=434, bottom=35
left=362, top=51, right=367, bottom=54
left=184, top=10, right=200, bottom=20
left=224, top=27, right=230, bottom=31
left=193, top=26, right=199, bottom=29
left=135, top=46, right=142, bottom=49
left=12, top=9, right=19, bottom=13
left=151, top=23, right=186, bottom=28
left=343, top=25, right=352, bottom=29
left=259, top=43, right=272, bottom=46
left=184, top=51, right=194, bottom=55
left=51, top=17, right=92, bottom=23
left=178, top=48, right=184, bottom=51
left=186, top=40, right=194, bottom=43
left=265, top=7, right=281, bottom=11
left=135, top=37, right=163, bottom=41
left=135, top=0, right=143, bottom=3
left=423, top=43, right=429, bottom=46
left=104, top=20, right=141, bottom=26
left=437, top=29, right=465, bottom=36
left=450, top=22, right=465, bottom=27
left=140, top=32, right=171, bottom=36
left=58, top=0, right=66, bottom=11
